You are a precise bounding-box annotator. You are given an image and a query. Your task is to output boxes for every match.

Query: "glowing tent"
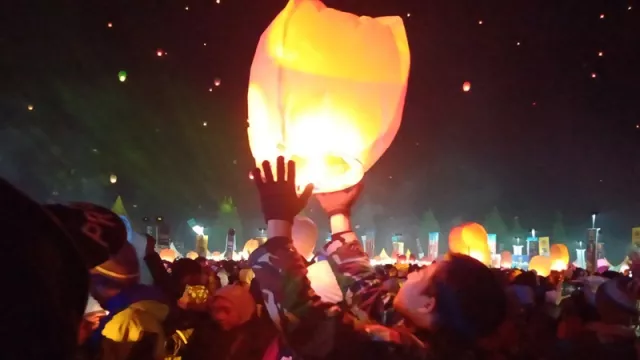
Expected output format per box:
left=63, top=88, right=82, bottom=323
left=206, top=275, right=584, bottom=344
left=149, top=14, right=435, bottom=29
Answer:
left=247, top=0, right=410, bottom=193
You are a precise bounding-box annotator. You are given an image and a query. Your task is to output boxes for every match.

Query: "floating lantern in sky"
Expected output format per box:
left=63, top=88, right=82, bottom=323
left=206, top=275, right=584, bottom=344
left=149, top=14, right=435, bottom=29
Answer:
left=591, top=72, right=597, bottom=78
left=598, top=51, right=603, bottom=57
left=109, top=174, right=117, bottom=184
left=107, top=22, right=113, bottom=28
left=203, top=121, right=207, bottom=127
left=478, top=20, right=483, bottom=25
left=156, top=49, right=164, bottom=57
left=599, top=14, right=605, bottom=19
left=27, top=104, right=34, bottom=111
left=247, top=0, right=410, bottom=193
left=214, top=78, right=221, bottom=86
left=118, top=70, right=127, bottom=82
left=463, top=81, right=471, bottom=92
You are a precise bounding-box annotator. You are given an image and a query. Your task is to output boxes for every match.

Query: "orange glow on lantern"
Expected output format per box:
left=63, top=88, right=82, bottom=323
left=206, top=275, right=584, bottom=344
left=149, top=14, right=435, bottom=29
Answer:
left=449, top=222, right=491, bottom=265
left=159, top=248, right=178, bottom=262
left=550, top=244, right=570, bottom=271
left=463, top=81, right=471, bottom=92
left=529, top=255, right=552, bottom=277
left=247, top=0, right=410, bottom=193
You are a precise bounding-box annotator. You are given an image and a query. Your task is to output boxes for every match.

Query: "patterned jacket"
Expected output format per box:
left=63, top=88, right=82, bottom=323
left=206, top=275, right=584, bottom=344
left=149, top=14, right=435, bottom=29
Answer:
left=249, top=235, right=427, bottom=360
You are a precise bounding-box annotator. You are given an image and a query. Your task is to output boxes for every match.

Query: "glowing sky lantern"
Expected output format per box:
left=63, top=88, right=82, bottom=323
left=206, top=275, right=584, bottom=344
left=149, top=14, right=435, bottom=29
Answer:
left=449, top=222, right=489, bottom=255
left=247, top=0, right=410, bottom=193
left=159, top=248, right=178, bottom=262
left=550, top=244, right=570, bottom=271
left=214, top=77, right=221, bottom=86
left=529, top=255, right=552, bottom=277
left=118, top=70, right=127, bottom=82
left=185, top=251, right=199, bottom=260
left=463, top=81, right=471, bottom=92
left=109, top=174, right=117, bottom=184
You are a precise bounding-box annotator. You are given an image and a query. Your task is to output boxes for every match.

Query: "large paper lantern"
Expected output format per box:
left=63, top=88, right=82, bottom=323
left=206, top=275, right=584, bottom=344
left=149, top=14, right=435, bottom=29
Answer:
left=185, top=251, right=199, bottom=260
left=247, top=0, right=410, bottom=193
left=550, top=244, right=570, bottom=271
left=529, top=256, right=552, bottom=277
left=292, top=215, right=318, bottom=260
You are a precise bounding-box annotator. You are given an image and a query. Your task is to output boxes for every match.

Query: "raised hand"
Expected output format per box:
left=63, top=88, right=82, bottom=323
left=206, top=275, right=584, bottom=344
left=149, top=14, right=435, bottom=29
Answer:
left=250, top=156, right=314, bottom=223
left=315, top=181, right=363, bottom=217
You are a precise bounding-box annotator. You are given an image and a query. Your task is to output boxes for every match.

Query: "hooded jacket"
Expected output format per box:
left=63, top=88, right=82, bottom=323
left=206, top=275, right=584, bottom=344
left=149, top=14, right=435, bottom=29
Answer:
left=96, top=284, right=170, bottom=360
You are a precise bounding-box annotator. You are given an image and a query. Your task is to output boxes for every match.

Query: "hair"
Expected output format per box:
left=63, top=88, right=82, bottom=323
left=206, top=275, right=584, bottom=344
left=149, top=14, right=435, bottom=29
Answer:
left=423, top=253, right=507, bottom=344
left=595, top=277, right=638, bottom=325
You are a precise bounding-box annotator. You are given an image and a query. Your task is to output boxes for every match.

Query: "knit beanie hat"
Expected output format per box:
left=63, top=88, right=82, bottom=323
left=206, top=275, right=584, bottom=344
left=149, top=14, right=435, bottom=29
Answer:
left=45, top=202, right=128, bottom=268
left=214, top=285, right=256, bottom=326
left=91, top=242, right=140, bottom=286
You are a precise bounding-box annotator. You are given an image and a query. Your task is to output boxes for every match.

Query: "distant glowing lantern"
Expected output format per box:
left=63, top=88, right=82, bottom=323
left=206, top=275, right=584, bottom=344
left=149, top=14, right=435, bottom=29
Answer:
left=529, top=255, right=552, bottom=277
left=550, top=244, right=570, bottom=271
left=463, top=81, right=471, bottom=92
left=27, top=104, right=34, bottom=111
left=247, top=0, right=410, bottom=193
left=107, top=22, right=113, bottom=28
left=242, top=238, right=261, bottom=256
left=186, top=251, right=199, bottom=260
left=156, top=49, right=164, bottom=56
left=500, top=251, right=513, bottom=268
left=449, top=222, right=489, bottom=254
left=214, top=78, right=221, bottom=86
left=109, top=174, right=117, bottom=184
left=159, top=248, right=178, bottom=262
left=118, top=70, right=127, bottom=82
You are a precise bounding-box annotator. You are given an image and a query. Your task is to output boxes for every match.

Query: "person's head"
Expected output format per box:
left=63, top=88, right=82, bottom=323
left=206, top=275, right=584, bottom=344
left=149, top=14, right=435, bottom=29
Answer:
left=1, top=180, right=126, bottom=359
left=90, top=242, right=140, bottom=304
left=595, top=277, right=638, bottom=326
left=208, top=285, right=255, bottom=330
left=394, top=253, right=506, bottom=344
left=172, top=258, right=204, bottom=291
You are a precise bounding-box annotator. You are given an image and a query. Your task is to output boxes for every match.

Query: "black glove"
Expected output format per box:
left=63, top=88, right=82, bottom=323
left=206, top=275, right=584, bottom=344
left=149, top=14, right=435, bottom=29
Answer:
left=250, top=156, right=313, bottom=223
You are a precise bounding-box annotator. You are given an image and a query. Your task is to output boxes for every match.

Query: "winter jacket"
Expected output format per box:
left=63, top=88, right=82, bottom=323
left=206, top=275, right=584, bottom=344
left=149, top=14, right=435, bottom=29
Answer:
left=95, top=284, right=170, bottom=360
left=249, top=236, right=426, bottom=360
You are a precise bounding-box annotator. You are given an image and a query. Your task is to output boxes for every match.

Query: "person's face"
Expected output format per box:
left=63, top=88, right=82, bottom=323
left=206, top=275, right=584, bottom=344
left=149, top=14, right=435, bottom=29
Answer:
left=89, top=274, right=120, bottom=305
left=208, top=298, right=241, bottom=330
left=394, top=263, right=439, bottom=329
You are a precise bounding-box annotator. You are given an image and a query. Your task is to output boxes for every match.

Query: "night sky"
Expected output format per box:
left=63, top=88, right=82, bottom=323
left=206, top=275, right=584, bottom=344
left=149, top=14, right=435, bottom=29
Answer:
left=2, top=0, right=639, bottom=258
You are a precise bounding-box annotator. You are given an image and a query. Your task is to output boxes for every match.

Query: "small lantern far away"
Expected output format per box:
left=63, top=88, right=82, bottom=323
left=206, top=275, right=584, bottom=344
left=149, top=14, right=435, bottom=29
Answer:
left=247, top=0, right=410, bottom=193
left=214, top=78, right=221, bottom=87
left=109, top=174, right=117, bottom=184
left=118, top=70, right=127, bottom=82
left=463, top=81, right=471, bottom=92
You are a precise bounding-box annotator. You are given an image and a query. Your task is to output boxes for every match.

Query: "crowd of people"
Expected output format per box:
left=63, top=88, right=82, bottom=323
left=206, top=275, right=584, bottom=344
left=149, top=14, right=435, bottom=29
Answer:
left=5, top=157, right=640, bottom=360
